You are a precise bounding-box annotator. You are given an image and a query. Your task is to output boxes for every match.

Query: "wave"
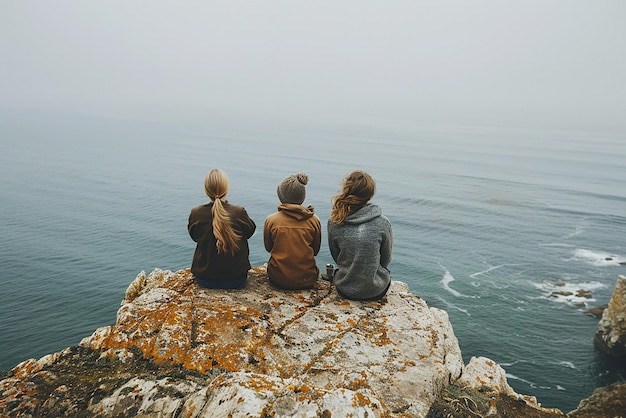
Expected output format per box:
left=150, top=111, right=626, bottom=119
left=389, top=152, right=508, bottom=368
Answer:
left=532, top=280, right=607, bottom=307
left=506, top=363, right=574, bottom=392
left=571, top=248, right=625, bottom=266
left=555, top=361, right=577, bottom=370
left=538, top=243, right=574, bottom=248
left=441, top=267, right=462, bottom=297
left=447, top=303, right=471, bottom=316
left=469, top=264, right=506, bottom=279
left=500, top=359, right=529, bottom=368
left=430, top=294, right=471, bottom=317
left=505, top=373, right=537, bottom=388
left=468, top=264, right=516, bottom=290
left=563, top=223, right=586, bottom=239
left=439, top=265, right=479, bottom=299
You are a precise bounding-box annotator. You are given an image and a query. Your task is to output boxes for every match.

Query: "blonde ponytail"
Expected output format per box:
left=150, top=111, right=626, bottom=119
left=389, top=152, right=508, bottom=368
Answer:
left=204, top=169, right=241, bottom=255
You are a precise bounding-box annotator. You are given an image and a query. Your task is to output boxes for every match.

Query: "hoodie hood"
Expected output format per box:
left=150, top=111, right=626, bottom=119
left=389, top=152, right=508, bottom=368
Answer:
left=278, top=203, right=315, bottom=221
left=343, top=203, right=382, bottom=225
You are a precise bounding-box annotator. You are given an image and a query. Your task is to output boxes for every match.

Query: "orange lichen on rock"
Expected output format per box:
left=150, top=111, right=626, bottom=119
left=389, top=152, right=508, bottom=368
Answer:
left=372, top=329, right=392, bottom=347
left=345, top=372, right=370, bottom=392
left=2, top=274, right=579, bottom=417
left=353, top=391, right=373, bottom=407
left=71, top=268, right=468, bottom=417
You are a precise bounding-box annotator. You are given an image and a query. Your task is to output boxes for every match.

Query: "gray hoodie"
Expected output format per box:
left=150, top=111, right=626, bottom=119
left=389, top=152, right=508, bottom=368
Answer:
left=327, top=204, right=392, bottom=300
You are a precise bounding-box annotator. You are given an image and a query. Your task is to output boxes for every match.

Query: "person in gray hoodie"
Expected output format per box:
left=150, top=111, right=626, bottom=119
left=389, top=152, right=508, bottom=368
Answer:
left=327, top=170, right=392, bottom=300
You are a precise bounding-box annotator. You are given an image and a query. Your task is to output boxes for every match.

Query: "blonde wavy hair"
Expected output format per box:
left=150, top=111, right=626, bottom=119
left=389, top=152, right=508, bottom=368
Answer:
left=204, top=169, right=241, bottom=255
left=330, top=170, right=376, bottom=224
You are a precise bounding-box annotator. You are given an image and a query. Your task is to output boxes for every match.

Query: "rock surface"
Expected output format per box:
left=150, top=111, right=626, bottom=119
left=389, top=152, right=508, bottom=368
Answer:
left=566, top=382, right=626, bottom=418
left=1, top=266, right=620, bottom=417
left=594, top=275, right=626, bottom=357
left=83, top=266, right=468, bottom=416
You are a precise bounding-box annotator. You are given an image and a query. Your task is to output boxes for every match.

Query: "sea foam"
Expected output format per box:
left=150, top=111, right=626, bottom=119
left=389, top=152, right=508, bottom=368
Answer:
left=572, top=249, right=624, bottom=266
left=532, top=280, right=606, bottom=307
left=439, top=265, right=479, bottom=299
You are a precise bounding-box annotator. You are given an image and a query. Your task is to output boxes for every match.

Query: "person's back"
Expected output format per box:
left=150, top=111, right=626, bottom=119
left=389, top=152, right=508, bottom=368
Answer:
left=264, top=173, right=321, bottom=289
left=188, top=169, right=256, bottom=289
left=327, top=171, right=392, bottom=300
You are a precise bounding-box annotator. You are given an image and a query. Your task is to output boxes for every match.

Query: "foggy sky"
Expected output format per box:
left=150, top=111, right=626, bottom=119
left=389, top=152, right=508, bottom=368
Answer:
left=2, top=1, right=625, bottom=128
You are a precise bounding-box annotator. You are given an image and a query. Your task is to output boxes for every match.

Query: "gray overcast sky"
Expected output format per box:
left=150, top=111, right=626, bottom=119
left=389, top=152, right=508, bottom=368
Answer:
left=2, top=1, right=625, bottom=128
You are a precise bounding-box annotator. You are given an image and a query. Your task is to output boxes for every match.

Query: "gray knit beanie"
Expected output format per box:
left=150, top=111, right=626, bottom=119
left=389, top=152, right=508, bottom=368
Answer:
left=277, top=172, right=308, bottom=205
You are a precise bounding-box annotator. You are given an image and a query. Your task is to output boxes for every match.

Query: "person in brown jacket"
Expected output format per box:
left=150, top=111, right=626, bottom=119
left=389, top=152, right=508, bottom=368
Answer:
left=188, top=169, right=256, bottom=289
left=264, top=172, right=322, bottom=289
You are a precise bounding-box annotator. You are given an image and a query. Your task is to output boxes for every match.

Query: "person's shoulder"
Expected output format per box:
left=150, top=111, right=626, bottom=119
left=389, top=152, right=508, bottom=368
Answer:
left=190, top=203, right=210, bottom=214
left=327, top=218, right=342, bottom=230
left=224, top=201, right=244, bottom=211
left=311, top=213, right=322, bottom=225
left=376, top=213, right=392, bottom=229
left=264, top=211, right=281, bottom=222
left=226, top=202, right=255, bottom=220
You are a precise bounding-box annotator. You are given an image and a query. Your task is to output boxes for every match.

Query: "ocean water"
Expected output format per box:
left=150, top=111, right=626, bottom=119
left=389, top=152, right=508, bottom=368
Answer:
left=1, top=109, right=625, bottom=412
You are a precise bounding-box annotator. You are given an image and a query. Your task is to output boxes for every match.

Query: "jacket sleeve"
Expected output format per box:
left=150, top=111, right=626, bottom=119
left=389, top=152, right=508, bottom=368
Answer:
left=238, top=208, right=256, bottom=239
left=380, top=219, right=393, bottom=268
left=312, top=215, right=322, bottom=256
left=188, top=211, right=200, bottom=242
left=327, top=220, right=339, bottom=262
left=263, top=217, right=274, bottom=253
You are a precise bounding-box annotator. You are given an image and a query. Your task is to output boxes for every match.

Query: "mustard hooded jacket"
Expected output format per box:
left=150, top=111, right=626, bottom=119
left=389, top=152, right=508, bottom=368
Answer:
left=264, top=204, right=322, bottom=289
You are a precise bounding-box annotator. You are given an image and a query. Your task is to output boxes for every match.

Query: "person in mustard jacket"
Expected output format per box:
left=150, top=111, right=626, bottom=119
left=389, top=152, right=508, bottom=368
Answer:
left=188, top=168, right=256, bottom=289
left=264, top=172, right=322, bottom=289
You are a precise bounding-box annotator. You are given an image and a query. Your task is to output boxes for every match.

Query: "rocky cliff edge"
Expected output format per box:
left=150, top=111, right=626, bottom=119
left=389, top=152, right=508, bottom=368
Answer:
left=1, top=266, right=621, bottom=417
left=595, top=275, right=626, bottom=357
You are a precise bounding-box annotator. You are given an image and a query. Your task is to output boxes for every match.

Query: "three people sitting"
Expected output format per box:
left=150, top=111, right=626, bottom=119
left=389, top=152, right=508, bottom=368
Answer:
left=188, top=169, right=392, bottom=300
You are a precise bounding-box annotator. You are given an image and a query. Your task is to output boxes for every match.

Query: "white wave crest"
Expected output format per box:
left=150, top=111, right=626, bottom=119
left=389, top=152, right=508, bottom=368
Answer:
left=441, top=269, right=463, bottom=297
left=563, top=224, right=586, bottom=239
left=505, top=373, right=537, bottom=388
left=469, top=264, right=505, bottom=279
left=556, top=361, right=577, bottom=370
left=532, top=279, right=606, bottom=307
left=439, top=265, right=479, bottom=299
left=572, top=249, right=624, bottom=266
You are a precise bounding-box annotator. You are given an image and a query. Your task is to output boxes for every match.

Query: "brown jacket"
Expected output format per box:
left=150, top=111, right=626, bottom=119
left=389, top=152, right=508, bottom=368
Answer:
left=264, top=204, right=321, bottom=289
left=188, top=201, right=256, bottom=282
